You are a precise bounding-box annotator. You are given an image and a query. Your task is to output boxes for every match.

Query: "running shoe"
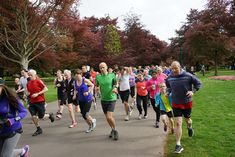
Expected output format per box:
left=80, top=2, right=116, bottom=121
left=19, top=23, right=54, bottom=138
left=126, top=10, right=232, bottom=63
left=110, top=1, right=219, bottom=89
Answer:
left=143, top=115, right=148, bottom=119
left=164, top=124, right=167, bottom=132
left=109, top=129, right=115, bottom=138
left=21, top=145, right=29, bottom=157
left=124, top=115, right=129, bottom=121
left=69, top=122, right=78, bottom=128
left=49, top=113, right=55, bottom=122
left=113, top=130, right=119, bottom=141
left=174, top=145, right=184, bottom=153
left=188, top=127, right=194, bottom=137
left=129, top=106, right=134, bottom=116
left=155, top=122, right=159, bottom=128
left=85, top=125, right=93, bottom=133
left=32, top=128, right=42, bottom=136
left=138, top=114, right=143, bottom=120
left=92, top=119, right=97, bottom=130
left=56, top=112, right=62, bottom=119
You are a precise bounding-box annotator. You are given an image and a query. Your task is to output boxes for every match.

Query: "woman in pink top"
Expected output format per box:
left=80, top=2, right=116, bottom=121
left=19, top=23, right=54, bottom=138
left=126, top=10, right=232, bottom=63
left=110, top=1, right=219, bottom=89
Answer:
left=146, top=68, right=167, bottom=128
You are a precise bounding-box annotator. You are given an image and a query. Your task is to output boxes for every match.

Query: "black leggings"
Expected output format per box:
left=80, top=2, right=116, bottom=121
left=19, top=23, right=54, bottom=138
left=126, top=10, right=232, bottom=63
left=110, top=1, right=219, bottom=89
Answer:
left=79, top=101, right=92, bottom=120
left=150, top=98, right=160, bottom=122
left=136, top=95, right=148, bottom=116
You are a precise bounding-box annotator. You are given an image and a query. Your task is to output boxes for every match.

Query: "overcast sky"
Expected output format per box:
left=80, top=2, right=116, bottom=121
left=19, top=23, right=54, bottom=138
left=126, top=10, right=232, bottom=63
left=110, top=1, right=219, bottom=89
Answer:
left=79, top=0, right=207, bottom=43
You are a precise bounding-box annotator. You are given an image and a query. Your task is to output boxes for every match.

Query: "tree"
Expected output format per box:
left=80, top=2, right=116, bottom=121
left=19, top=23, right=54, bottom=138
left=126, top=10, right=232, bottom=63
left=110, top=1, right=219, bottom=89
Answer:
left=103, top=24, right=122, bottom=55
left=122, top=12, right=165, bottom=66
left=0, top=0, right=75, bottom=69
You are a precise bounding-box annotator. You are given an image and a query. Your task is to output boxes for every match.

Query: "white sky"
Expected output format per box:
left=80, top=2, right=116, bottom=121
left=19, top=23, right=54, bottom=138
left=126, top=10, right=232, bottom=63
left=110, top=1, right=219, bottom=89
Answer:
left=79, top=0, right=207, bottom=43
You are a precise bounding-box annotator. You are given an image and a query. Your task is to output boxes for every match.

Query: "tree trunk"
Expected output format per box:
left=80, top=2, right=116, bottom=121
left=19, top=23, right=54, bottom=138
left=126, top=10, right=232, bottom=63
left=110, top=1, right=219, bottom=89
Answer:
left=20, top=57, right=29, bottom=70
left=214, top=50, right=218, bottom=76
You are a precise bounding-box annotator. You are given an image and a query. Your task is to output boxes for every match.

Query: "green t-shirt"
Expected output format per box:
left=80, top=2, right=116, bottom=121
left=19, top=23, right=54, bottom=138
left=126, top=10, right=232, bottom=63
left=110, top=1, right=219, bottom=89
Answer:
left=96, top=73, right=117, bottom=101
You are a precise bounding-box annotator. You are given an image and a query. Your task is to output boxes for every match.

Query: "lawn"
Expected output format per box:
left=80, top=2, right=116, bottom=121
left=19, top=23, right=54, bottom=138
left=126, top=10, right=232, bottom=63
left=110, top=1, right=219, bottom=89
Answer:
left=165, top=70, right=235, bottom=157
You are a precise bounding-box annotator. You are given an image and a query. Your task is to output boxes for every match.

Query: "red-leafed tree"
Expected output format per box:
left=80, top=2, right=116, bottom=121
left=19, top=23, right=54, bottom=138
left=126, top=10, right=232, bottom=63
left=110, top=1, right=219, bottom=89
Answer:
left=122, top=12, right=166, bottom=66
left=0, top=0, right=76, bottom=69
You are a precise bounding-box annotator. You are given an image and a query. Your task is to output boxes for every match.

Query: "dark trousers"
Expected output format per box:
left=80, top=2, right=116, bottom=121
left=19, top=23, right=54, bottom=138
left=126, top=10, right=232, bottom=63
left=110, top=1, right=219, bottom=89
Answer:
left=136, top=95, right=148, bottom=116
left=150, top=98, right=160, bottom=122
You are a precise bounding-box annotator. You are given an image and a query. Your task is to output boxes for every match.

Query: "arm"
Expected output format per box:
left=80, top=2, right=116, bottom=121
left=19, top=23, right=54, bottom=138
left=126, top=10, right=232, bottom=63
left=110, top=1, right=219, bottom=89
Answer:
left=32, top=82, right=48, bottom=98
left=187, top=75, right=202, bottom=97
left=83, top=79, right=94, bottom=96
left=6, top=99, right=27, bottom=126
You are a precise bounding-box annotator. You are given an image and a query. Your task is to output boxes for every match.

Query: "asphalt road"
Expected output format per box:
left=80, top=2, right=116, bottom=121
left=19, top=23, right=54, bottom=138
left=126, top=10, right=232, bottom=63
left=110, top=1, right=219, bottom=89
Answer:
left=18, top=99, right=166, bottom=157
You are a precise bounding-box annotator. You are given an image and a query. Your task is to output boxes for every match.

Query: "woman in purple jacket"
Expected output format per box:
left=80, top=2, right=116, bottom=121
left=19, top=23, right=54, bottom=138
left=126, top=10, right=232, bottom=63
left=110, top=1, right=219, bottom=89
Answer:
left=0, top=78, right=29, bottom=157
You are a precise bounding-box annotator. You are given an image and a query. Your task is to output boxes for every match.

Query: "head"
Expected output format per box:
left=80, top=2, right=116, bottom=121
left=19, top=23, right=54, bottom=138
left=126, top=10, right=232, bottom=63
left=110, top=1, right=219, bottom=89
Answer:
left=108, top=67, right=113, bottom=73
left=159, top=83, right=167, bottom=93
left=143, top=69, right=149, bottom=76
left=56, top=70, right=62, bottom=77
left=21, top=69, right=28, bottom=77
left=137, top=73, right=144, bottom=81
left=120, top=66, right=127, bottom=75
left=82, top=65, right=87, bottom=73
left=157, top=67, right=163, bottom=74
left=64, top=69, right=71, bottom=80
left=14, top=78, right=20, bottom=85
left=171, top=61, right=181, bottom=75
left=0, top=78, right=18, bottom=108
left=28, top=69, right=37, bottom=80
left=151, top=69, right=157, bottom=78
left=99, top=62, right=108, bottom=74
left=75, top=69, right=83, bottom=81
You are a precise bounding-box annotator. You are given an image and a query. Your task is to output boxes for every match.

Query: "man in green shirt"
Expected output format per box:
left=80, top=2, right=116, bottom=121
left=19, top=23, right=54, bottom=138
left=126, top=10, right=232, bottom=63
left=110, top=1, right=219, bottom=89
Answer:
left=96, top=62, right=119, bottom=140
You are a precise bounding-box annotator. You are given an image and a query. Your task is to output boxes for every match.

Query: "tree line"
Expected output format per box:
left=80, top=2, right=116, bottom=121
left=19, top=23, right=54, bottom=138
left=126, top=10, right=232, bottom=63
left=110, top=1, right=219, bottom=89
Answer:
left=0, top=0, right=234, bottom=76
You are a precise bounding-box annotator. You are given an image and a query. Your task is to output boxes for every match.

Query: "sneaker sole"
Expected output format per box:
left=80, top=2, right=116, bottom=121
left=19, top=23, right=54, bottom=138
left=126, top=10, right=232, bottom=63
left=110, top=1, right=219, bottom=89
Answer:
left=174, top=148, right=184, bottom=154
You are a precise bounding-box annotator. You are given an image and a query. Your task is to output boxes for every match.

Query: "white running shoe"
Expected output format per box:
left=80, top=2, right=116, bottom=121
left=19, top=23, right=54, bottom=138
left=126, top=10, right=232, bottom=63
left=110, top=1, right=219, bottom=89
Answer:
left=92, top=119, right=96, bottom=130
left=124, top=115, right=129, bottom=121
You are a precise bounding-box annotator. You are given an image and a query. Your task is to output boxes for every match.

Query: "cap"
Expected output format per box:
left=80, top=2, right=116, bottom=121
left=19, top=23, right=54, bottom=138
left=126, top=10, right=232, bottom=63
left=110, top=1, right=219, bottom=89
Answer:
left=0, top=78, right=5, bottom=85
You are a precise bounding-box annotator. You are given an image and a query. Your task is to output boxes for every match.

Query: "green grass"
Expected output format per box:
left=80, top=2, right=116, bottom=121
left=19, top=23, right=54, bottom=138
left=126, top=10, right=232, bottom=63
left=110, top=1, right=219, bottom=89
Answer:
left=165, top=71, right=235, bottom=157
left=45, top=83, right=57, bottom=103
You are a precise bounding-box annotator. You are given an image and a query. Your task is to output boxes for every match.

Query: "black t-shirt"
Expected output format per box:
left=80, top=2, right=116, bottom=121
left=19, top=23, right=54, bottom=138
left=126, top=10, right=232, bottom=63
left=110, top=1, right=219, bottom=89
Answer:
left=82, top=72, right=91, bottom=79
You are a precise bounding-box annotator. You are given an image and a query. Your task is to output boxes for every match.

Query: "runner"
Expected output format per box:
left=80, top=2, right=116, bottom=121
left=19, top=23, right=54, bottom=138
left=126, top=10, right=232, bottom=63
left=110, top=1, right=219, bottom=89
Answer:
left=74, top=69, right=96, bottom=133
left=118, top=66, right=132, bottom=121
left=166, top=61, right=201, bottom=153
left=96, top=62, right=119, bottom=140
left=26, top=69, right=55, bottom=136
left=135, top=73, right=148, bottom=119
left=54, top=70, right=66, bottom=119
left=155, top=83, right=174, bottom=134
left=129, top=67, right=136, bottom=108
left=64, top=70, right=78, bottom=128
left=0, top=78, right=29, bottom=157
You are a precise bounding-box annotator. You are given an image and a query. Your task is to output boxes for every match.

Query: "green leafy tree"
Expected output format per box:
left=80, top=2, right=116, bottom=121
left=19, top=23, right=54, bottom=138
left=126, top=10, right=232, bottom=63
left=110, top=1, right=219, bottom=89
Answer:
left=103, top=24, right=122, bottom=55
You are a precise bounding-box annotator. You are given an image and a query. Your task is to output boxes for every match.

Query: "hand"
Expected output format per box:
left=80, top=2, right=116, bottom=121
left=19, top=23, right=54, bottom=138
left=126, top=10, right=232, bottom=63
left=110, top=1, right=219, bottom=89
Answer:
left=56, top=84, right=61, bottom=87
left=72, top=95, right=76, bottom=100
left=83, top=92, right=89, bottom=96
left=186, top=91, right=193, bottom=97
left=5, top=119, right=14, bottom=127
left=112, top=88, right=118, bottom=94
left=32, top=93, right=39, bottom=98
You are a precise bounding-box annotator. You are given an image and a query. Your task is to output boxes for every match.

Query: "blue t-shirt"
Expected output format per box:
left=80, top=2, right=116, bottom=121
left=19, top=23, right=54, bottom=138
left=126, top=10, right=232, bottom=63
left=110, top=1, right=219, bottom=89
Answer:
left=75, top=78, right=92, bottom=102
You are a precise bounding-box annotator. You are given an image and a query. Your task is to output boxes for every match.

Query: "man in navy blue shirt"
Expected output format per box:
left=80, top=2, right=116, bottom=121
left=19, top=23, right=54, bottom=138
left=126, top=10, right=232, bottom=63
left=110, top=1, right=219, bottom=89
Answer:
left=166, top=61, right=201, bottom=154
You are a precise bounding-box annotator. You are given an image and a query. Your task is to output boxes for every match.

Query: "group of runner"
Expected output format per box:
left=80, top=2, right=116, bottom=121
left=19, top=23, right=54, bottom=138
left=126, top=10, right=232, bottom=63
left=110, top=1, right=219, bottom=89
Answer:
left=2, top=60, right=202, bottom=156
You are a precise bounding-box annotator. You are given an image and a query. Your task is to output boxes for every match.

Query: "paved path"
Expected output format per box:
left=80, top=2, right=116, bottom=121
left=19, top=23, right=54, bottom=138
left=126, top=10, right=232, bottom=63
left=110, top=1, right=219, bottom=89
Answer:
left=18, top=99, right=166, bottom=157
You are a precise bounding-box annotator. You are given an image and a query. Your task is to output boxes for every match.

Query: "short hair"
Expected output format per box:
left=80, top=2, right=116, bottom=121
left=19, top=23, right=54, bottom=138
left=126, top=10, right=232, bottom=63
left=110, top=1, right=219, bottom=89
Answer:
left=75, top=69, right=83, bottom=75
left=171, top=61, right=181, bottom=68
left=64, top=69, right=71, bottom=75
left=28, top=69, right=37, bottom=75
